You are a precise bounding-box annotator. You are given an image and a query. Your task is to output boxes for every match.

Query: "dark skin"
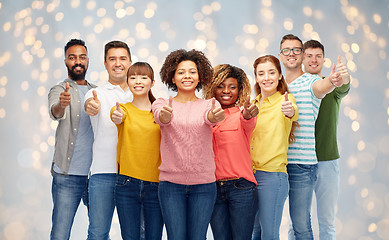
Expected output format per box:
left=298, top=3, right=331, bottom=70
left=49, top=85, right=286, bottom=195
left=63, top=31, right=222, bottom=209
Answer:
left=51, top=45, right=89, bottom=119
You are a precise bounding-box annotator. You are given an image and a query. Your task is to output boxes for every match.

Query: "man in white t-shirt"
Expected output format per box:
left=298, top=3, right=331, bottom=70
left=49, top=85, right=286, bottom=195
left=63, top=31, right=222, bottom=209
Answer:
left=84, top=40, right=132, bottom=240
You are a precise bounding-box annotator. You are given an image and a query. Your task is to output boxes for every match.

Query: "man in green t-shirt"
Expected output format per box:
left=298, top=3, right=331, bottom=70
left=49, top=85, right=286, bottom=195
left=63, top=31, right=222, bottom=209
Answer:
left=303, top=40, right=351, bottom=240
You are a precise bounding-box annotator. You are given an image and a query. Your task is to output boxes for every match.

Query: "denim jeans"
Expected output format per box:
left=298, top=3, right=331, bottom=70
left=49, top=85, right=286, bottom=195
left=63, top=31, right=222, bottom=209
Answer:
left=158, top=181, right=216, bottom=240
left=252, top=171, right=289, bottom=240
left=210, top=178, right=257, bottom=240
left=50, top=172, right=88, bottom=240
left=315, top=160, right=339, bottom=240
left=287, top=163, right=317, bottom=240
left=115, top=174, right=163, bottom=240
left=87, top=173, right=116, bottom=240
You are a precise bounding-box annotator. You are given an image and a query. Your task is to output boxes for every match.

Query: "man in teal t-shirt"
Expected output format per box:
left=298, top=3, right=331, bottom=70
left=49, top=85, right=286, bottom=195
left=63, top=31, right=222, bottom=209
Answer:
left=303, top=40, right=351, bottom=240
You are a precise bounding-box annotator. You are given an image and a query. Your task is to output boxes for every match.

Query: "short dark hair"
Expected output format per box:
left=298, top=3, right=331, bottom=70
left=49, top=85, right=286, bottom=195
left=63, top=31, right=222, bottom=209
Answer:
left=280, top=34, right=303, bottom=49
left=64, top=39, right=87, bottom=55
left=160, top=49, right=213, bottom=92
left=104, top=40, right=131, bottom=62
left=303, top=40, right=325, bottom=56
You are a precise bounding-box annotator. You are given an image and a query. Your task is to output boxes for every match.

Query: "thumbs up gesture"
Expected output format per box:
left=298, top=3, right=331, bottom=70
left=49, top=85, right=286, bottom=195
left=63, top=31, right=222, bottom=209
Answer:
left=59, top=82, right=71, bottom=109
left=85, top=90, right=101, bottom=116
left=112, top=102, right=123, bottom=124
left=328, top=60, right=342, bottom=87
left=242, top=95, right=259, bottom=119
left=281, top=92, right=295, bottom=118
left=335, top=55, right=351, bottom=85
left=159, top=96, right=174, bottom=124
left=208, top=98, right=225, bottom=123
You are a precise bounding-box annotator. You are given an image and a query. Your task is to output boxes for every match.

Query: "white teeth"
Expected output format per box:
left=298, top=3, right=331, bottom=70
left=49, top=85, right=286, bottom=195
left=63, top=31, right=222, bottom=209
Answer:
left=221, top=96, right=230, bottom=100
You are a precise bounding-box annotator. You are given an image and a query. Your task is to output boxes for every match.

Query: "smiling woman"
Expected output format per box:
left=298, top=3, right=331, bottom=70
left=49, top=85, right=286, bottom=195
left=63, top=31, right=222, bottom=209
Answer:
left=151, top=49, right=225, bottom=239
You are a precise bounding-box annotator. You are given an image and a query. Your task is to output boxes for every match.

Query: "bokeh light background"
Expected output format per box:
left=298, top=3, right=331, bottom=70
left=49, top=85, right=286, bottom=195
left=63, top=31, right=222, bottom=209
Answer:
left=0, top=0, right=389, bottom=239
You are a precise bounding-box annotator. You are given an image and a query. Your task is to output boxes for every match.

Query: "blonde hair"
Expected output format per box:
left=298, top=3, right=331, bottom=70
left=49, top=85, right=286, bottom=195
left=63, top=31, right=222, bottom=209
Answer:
left=203, top=64, right=251, bottom=107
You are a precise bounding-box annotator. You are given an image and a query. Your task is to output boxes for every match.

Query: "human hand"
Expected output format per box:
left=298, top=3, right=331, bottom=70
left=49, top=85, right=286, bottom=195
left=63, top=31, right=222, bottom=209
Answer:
left=159, top=96, right=173, bottom=124
left=208, top=98, right=225, bottom=123
left=281, top=92, right=295, bottom=118
left=85, top=90, right=101, bottom=116
left=242, top=95, right=259, bottom=119
left=329, top=63, right=342, bottom=87
left=112, top=102, right=123, bottom=124
left=59, top=82, right=71, bottom=109
left=336, top=55, right=351, bottom=85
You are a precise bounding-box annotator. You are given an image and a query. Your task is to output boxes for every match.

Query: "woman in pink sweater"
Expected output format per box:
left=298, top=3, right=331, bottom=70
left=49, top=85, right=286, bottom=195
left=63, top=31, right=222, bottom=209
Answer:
left=152, top=49, right=225, bottom=240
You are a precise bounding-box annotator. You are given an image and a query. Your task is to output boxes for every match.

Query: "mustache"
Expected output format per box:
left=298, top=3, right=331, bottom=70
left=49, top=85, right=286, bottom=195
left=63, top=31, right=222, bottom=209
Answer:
left=72, top=64, right=86, bottom=70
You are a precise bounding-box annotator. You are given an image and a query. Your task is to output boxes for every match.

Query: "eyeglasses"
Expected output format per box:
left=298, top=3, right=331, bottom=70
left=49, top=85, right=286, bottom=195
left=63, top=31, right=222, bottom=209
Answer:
left=280, top=47, right=303, bottom=56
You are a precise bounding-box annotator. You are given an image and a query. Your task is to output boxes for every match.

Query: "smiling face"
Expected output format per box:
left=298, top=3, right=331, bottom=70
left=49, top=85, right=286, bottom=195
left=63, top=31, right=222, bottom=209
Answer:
left=64, top=45, right=89, bottom=81
left=172, top=60, right=199, bottom=93
left=215, top=77, right=239, bottom=109
left=303, top=47, right=325, bottom=75
left=278, top=39, right=303, bottom=70
left=127, top=74, right=154, bottom=97
left=255, top=61, right=282, bottom=97
left=104, top=47, right=132, bottom=85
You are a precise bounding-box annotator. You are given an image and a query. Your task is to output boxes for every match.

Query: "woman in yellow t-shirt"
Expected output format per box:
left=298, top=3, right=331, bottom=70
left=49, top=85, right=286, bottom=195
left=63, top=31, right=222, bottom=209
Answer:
left=110, top=62, right=163, bottom=239
left=251, top=55, right=299, bottom=240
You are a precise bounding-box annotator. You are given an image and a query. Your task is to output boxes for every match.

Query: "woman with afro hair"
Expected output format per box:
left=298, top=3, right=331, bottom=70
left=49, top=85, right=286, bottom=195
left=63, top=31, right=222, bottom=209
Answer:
left=152, top=49, right=225, bottom=240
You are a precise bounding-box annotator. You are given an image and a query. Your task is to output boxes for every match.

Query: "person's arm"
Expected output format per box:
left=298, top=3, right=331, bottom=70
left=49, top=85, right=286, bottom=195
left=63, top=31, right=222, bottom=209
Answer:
left=313, top=56, right=348, bottom=99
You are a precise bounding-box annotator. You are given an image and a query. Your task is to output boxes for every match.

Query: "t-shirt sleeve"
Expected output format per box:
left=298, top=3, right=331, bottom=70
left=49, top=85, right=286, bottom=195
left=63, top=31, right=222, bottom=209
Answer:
left=308, top=73, right=321, bottom=100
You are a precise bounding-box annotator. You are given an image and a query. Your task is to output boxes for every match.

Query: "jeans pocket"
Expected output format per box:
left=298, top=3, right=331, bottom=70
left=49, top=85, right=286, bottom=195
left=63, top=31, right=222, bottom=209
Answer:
left=296, top=163, right=317, bottom=172
left=233, top=178, right=256, bottom=190
left=115, top=174, right=130, bottom=187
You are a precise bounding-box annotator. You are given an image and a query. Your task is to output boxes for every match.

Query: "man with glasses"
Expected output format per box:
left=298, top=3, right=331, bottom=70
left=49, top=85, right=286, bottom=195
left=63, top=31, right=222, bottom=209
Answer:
left=278, top=34, right=343, bottom=240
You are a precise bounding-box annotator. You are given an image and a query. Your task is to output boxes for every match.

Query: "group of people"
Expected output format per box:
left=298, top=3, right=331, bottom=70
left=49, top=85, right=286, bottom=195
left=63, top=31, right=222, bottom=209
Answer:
left=48, top=33, right=350, bottom=240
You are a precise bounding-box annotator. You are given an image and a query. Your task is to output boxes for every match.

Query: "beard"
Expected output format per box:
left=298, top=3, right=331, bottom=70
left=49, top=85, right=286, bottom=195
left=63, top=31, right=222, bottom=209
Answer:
left=67, top=63, right=87, bottom=81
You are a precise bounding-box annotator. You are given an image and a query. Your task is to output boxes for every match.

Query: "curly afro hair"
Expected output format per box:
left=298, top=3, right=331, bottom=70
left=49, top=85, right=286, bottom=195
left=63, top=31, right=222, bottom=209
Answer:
left=203, top=64, right=251, bottom=107
left=159, top=49, right=213, bottom=92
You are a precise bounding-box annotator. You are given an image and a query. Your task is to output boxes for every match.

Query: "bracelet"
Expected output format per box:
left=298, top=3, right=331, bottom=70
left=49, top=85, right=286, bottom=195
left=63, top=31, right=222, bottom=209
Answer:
left=328, top=78, right=336, bottom=87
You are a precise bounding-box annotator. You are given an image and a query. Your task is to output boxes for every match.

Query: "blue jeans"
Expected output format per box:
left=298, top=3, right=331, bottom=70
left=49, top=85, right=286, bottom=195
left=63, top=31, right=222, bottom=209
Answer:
left=50, top=172, right=88, bottom=240
left=287, top=164, right=317, bottom=240
left=252, top=171, right=289, bottom=240
left=87, top=173, right=116, bottom=240
left=315, top=160, right=339, bottom=240
left=210, top=178, right=257, bottom=240
left=158, top=181, right=216, bottom=240
left=115, top=174, right=163, bottom=240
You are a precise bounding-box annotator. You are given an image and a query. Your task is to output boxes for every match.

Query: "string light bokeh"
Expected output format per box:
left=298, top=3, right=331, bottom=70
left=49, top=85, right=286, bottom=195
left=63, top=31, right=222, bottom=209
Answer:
left=0, top=0, right=388, bottom=239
